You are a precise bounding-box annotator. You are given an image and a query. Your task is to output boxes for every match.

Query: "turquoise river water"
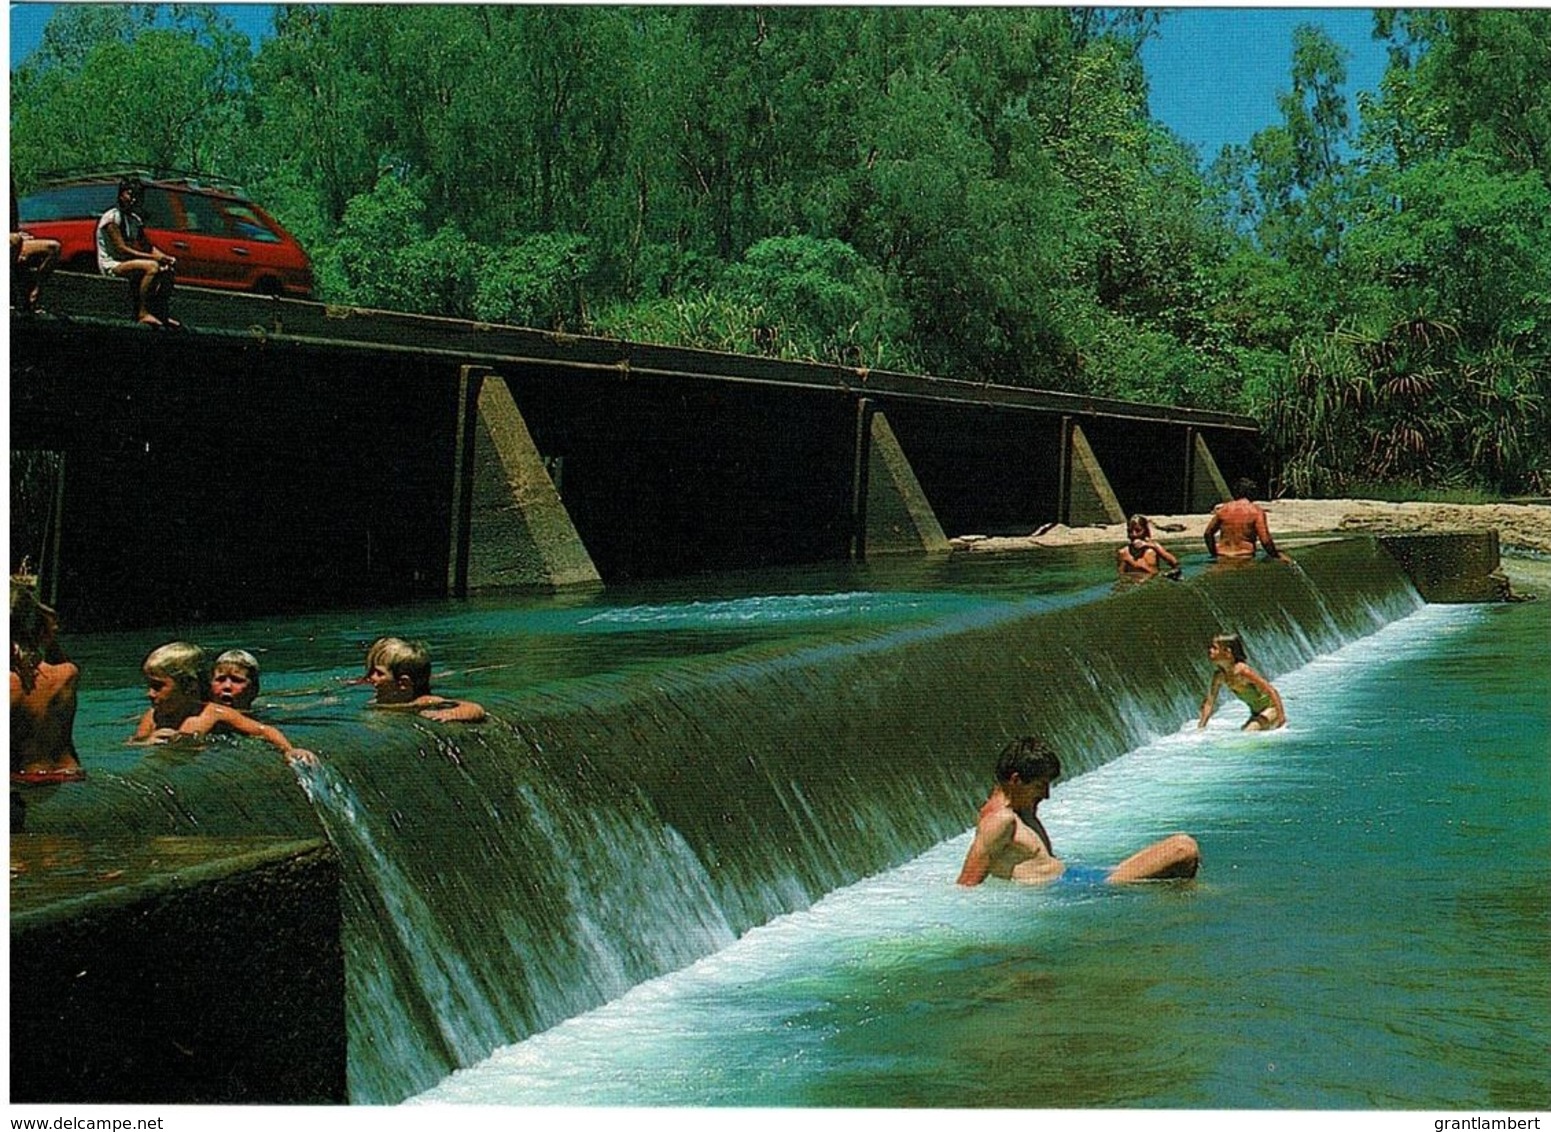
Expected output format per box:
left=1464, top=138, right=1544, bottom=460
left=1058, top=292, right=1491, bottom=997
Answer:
left=25, top=547, right=1551, bottom=1111
left=412, top=564, right=1551, bottom=1109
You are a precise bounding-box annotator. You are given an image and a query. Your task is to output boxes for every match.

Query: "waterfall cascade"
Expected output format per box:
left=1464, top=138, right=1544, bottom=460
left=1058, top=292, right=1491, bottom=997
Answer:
left=22, top=537, right=1424, bottom=1102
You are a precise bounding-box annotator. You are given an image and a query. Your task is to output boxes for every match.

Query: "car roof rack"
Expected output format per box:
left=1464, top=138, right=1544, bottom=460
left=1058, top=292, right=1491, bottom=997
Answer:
left=36, top=166, right=249, bottom=196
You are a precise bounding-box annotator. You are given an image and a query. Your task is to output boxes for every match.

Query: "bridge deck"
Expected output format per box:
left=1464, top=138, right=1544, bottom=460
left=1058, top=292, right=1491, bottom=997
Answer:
left=10, top=275, right=1260, bottom=628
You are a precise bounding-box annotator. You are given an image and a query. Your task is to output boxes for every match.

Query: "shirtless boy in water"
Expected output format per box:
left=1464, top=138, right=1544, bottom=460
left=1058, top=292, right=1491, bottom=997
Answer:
left=957, top=735, right=1200, bottom=886
left=1116, top=514, right=1180, bottom=579
left=132, top=641, right=313, bottom=764
left=10, top=576, right=83, bottom=783
left=1203, top=479, right=1290, bottom=562
left=1198, top=633, right=1286, bottom=731
left=363, top=637, right=486, bottom=723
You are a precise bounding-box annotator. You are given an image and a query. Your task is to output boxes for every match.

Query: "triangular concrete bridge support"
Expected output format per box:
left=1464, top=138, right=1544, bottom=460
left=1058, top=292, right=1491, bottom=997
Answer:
left=851, top=400, right=951, bottom=558
left=449, top=366, right=600, bottom=594
left=1059, top=418, right=1126, bottom=527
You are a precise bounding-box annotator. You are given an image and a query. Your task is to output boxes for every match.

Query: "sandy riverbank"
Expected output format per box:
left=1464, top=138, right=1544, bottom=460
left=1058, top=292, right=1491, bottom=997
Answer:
left=950, top=499, right=1551, bottom=558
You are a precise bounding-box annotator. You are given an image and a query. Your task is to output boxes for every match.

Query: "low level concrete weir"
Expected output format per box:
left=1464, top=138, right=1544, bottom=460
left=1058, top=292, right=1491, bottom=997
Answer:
left=10, top=276, right=1258, bottom=629
left=16, top=535, right=1466, bottom=1103
left=9, top=836, right=345, bottom=1104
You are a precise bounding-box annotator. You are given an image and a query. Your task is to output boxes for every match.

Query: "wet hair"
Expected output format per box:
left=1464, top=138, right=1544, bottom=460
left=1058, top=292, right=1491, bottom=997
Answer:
left=1212, top=633, right=1247, bottom=664
left=213, top=648, right=259, bottom=676
left=212, top=648, right=260, bottom=692
left=1233, top=478, right=1258, bottom=500
left=10, top=574, right=62, bottom=693
left=994, top=735, right=1062, bottom=785
left=1127, top=514, right=1153, bottom=538
left=363, top=636, right=389, bottom=670
left=370, top=636, right=432, bottom=696
left=143, top=641, right=210, bottom=700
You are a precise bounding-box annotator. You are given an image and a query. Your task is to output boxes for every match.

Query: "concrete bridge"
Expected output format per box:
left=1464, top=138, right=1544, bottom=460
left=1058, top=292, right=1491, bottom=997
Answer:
left=9, top=275, right=1259, bottom=628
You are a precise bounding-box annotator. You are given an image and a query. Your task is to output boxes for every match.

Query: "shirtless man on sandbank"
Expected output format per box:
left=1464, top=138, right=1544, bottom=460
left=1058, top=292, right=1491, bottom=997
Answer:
left=1203, top=479, right=1290, bottom=562
left=956, top=735, right=1200, bottom=886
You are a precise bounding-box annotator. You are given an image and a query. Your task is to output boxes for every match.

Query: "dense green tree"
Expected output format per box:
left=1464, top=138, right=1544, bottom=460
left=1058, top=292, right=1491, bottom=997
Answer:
left=11, top=5, right=1547, bottom=493
left=9, top=6, right=254, bottom=188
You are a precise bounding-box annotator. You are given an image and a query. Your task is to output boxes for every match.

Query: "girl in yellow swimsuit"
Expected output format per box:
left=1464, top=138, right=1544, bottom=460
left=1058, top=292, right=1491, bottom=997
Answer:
left=1198, top=632, right=1286, bottom=731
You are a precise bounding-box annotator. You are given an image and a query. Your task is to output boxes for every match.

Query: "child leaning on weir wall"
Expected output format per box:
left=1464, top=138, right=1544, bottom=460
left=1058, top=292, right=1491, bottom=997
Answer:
left=362, top=636, right=486, bottom=723
left=130, top=640, right=314, bottom=764
left=210, top=648, right=261, bottom=710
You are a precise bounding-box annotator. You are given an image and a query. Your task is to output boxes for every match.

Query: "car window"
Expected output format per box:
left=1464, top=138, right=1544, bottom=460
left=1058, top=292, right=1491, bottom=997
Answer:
left=17, top=183, right=117, bottom=223
left=220, top=203, right=283, bottom=243
left=176, top=191, right=231, bottom=235
left=139, top=187, right=177, bottom=230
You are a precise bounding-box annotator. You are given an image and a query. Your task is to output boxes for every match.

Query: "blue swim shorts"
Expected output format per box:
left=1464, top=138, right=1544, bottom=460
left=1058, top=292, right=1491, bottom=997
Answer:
left=1058, top=863, right=1112, bottom=887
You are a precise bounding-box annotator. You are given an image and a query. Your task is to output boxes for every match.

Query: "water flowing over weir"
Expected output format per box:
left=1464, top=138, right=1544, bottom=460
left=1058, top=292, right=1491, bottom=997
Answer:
left=24, top=538, right=1423, bottom=1102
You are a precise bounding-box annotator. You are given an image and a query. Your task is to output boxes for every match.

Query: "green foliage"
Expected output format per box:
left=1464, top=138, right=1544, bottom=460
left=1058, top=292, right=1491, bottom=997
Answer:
left=722, top=235, right=911, bottom=366
left=1265, top=314, right=1549, bottom=497
left=474, top=234, right=591, bottom=330
left=10, top=16, right=254, bottom=188
left=318, top=174, right=480, bottom=317
left=591, top=292, right=768, bottom=358
left=1345, top=150, right=1551, bottom=345
left=10, top=5, right=1548, bottom=494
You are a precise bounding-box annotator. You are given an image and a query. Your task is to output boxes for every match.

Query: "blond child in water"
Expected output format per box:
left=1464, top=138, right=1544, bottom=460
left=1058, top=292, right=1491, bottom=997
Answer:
left=1198, top=633, right=1286, bottom=732
left=131, top=641, right=313, bottom=764
left=364, top=637, right=486, bottom=723
left=210, top=648, right=260, bottom=710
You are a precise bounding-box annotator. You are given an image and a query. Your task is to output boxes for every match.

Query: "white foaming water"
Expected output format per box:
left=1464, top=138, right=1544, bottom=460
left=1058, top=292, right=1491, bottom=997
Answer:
left=575, top=591, right=957, bottom=628
left=412, top=603, right=1483, bottom=1107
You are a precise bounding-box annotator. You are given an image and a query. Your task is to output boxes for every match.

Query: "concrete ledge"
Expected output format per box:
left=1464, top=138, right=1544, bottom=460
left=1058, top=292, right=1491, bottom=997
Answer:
left=10, top=836, right=346, bottom=1104
left=1378, top=531, right=1510, bottom=603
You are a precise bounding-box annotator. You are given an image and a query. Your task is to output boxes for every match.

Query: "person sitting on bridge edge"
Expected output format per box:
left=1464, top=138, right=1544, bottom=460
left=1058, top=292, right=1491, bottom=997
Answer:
left=11, top=178, right=60, bottom=315
left=1116, top=513, right=1181, bottom=580
left=131, top=640, right=312, bottom=764
left=210, top=648, right=261, bottom=711
left=364, top=636, right=486, bottom=723
left=1198, top=632, right=1286, bottom=732
left=957, top=734, right=1200, bottom=887
left=96, top=176, right=181, bottom=329
left=1203, top=478, right=1289, bottom=562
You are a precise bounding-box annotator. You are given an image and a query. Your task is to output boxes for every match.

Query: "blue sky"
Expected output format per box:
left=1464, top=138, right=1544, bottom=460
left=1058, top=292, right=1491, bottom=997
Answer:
left=6, top=4, right=1391, bottom=165
left=1139, top=6, right=1388, bottom=160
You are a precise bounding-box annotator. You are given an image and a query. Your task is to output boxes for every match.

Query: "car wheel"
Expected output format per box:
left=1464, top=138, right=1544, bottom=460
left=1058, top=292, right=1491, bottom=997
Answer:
left=254, top=277, right=284, bottom=297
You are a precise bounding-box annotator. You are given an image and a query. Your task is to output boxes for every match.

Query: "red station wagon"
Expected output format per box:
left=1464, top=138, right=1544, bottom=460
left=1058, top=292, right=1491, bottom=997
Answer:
left=17, top=173, right=314, bottom=299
